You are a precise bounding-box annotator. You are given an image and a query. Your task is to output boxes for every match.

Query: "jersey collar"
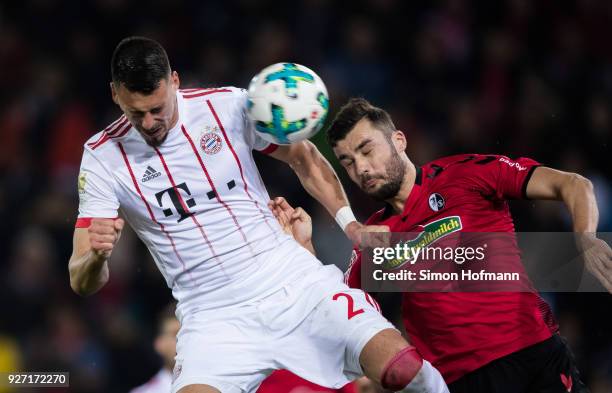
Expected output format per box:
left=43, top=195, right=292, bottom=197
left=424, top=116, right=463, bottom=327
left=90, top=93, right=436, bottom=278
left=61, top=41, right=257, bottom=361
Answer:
left=381, top=165, right=423, bottom=220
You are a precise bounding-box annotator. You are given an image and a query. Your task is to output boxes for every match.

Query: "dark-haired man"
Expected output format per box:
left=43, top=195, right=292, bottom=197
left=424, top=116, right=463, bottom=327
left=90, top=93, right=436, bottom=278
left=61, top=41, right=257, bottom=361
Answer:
left=68, top=37, right=449, bottom=393
left=130, top=305, right=180, bottom=393
left=271, top=98, right=612, bottom=393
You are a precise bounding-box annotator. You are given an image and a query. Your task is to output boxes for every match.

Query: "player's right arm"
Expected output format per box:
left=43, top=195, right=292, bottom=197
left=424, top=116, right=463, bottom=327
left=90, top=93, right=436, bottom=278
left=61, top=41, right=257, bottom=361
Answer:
left=69, top=148, right=121, bottom=296
left=69, top=219, right=124, bottom=296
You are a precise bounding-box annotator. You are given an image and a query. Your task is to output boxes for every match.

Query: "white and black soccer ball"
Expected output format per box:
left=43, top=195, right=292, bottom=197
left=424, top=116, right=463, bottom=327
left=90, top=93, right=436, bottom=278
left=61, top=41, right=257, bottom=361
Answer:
left=247, top=63, right=329, bottom=145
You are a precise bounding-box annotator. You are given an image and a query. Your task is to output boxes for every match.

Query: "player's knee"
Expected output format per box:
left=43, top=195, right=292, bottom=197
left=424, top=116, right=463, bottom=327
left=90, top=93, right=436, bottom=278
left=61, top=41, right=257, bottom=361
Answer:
left=380, top=345, right=423, bottom=390
left=177, top=384, right=221, bottom=393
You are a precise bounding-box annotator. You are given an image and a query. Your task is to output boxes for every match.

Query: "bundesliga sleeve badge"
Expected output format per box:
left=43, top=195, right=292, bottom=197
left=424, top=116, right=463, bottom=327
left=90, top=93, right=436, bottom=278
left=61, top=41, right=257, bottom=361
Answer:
left=78, top=172, right=87, bottom=194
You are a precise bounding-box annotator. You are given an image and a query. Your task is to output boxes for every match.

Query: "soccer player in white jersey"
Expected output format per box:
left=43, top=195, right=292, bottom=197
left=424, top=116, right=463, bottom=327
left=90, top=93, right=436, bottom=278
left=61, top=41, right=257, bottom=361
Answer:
left=68, top=36, right=449, bottom=393
left=130, top=305, right=179, bottom=393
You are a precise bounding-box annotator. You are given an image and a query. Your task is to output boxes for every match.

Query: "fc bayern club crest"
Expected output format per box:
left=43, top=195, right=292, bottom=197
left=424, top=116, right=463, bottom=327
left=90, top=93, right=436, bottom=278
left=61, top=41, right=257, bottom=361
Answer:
left=428, top=193, right=445, bottom=211
left=200, top=132, right=222, bottom=155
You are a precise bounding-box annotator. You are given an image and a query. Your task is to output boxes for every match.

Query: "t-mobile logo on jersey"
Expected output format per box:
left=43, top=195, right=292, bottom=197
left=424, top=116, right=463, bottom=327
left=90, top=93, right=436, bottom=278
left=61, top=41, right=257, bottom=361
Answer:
left=155, top=182, right=196, bottom=222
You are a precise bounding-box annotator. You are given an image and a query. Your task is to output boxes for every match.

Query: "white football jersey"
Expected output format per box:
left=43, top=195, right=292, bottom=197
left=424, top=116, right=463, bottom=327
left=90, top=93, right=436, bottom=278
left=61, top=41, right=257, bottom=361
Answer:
left=77, top=87, right=321, bottom=317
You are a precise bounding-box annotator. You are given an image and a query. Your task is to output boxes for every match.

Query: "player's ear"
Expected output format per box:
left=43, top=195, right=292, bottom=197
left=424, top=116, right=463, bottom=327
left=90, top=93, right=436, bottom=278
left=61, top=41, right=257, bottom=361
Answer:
left=170, top=71, right=180, bottom=90
left=110, top=82, right=119, bottom=105
left=153, top=336, right=164, bottom=356
left=392, top=130, right=407, bottom=153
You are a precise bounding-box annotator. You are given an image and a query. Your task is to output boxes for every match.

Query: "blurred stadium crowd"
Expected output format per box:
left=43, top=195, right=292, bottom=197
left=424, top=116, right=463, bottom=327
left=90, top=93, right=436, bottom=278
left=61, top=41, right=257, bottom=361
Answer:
left=0, top=0, right=610, bottom=392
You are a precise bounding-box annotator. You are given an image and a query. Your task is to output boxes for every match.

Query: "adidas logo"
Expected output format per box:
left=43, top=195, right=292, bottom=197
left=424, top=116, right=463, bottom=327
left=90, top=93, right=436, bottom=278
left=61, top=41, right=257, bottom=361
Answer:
left=141, top=166, right=162, bottom=182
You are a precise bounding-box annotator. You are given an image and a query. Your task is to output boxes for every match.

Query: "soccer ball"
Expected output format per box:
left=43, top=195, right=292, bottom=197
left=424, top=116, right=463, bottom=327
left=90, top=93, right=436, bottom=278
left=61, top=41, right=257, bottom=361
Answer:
left=247, top=63, right=329, bottom=145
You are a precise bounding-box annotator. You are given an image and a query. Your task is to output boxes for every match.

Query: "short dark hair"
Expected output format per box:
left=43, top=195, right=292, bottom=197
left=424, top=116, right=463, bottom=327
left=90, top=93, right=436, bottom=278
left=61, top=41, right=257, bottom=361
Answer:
left=157, top=303, right=177, bottom=335
left=111, top=36, right=171, bottom=94
left=326, top=98, right=396, bottom=147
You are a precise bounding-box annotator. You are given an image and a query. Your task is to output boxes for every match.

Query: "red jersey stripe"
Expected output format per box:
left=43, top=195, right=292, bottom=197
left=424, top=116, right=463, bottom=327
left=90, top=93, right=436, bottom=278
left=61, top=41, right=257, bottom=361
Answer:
left=75, top=217, right=93, bottom=228
left=75, top=217, right=120, bottom=228
left=180, top=124, right=254, bottom=254
left=88, top=117, right=125, bottom=147
left=206, top=99, right=280, bottom=242
left=179, top=88, right=205, bottom=92
left=259, top=143, right=279, bottom=155
left=107, top=116, right=129, bottom=136
left=109, top=121, right=132, bottom=139
left=153, top=145, right=223, bottom=267
left=88, top=133, right=110, bottom=150
left=183, top=89, right=232, bottom=99
left=89, top=117, right=130, bottom=149
left=102, top=115, right=126, bottom=132
left=117, top=142, right=190, bottom=282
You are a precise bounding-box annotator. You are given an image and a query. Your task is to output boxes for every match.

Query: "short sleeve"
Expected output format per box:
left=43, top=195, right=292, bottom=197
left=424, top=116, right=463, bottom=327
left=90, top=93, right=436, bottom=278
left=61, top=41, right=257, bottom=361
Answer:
left=76, top=149, right=119, bottom=227
left=233, top=88, right=279, bottom=154
left=468, top=155, right=541, bottom=200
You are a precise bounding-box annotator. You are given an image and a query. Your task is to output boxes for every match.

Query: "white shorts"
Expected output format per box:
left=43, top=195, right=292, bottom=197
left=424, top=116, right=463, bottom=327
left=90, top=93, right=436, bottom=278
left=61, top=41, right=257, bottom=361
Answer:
left=172, top=263, right=396, bottom=393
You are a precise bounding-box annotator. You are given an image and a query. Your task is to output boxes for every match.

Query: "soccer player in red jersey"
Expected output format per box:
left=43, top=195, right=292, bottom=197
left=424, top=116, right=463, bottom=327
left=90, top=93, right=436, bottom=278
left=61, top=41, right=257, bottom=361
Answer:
left=271, top=98, right=612, bottom=393
left=257, top=370, right=356, bottom=393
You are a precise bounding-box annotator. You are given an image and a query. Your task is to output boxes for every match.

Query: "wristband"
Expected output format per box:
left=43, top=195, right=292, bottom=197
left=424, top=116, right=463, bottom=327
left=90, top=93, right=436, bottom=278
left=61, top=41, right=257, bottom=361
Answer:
left=335, top=206, right=357, bottom=231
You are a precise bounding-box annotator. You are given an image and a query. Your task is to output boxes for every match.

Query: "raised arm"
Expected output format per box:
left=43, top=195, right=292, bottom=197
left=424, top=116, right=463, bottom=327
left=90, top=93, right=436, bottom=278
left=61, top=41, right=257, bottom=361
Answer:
left=69, top=218, right=124, bottom=296
left=268, top=141, right=365, bottom=243
left=269, top=141, right=347, bottom=215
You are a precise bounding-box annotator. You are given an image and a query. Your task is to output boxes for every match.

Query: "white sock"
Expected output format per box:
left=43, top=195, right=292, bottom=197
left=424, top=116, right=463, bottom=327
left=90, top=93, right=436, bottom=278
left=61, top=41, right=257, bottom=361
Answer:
left=398, top=360, right=450, bottom=393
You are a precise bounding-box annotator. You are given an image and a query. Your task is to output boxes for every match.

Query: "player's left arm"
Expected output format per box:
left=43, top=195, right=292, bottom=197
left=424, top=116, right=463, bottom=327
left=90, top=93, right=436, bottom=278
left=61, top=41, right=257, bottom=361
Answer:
left=269, top=196, right=315, bottom=255
left=269, top=141, right=387, bottom=245
left=526, top=167, right=612, bottom=291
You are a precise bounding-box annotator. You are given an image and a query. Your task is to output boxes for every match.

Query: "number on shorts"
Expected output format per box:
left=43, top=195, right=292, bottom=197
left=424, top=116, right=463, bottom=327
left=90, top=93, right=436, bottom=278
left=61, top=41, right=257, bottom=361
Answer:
left=332, top=292, right=365, bottom=320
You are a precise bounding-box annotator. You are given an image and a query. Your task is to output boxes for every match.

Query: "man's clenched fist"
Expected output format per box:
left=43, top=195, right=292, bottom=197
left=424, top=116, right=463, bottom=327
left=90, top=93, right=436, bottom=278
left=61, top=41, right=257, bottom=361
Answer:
left=88, top=218, right=124, bottom=258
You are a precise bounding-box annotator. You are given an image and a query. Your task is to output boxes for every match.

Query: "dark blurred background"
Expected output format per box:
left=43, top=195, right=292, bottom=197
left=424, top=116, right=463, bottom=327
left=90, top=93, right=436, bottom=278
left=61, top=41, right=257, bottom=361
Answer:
left=0, top=0, right=610, bottom=392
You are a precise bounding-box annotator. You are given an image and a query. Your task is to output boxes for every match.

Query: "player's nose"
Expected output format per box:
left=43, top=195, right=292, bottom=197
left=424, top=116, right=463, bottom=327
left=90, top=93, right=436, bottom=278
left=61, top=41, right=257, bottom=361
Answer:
left=142, top=112, right=155, bottom=131
left=354, top=158, right=370, bottom=176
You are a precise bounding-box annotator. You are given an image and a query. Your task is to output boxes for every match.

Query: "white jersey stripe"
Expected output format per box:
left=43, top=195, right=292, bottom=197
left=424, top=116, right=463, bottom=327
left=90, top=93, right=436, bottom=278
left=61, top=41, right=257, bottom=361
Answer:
left=180, top=124, right=255, bottom=257
left=365, top=292, right=381, bottom=313
left=206, top=99, right=281, bottom=244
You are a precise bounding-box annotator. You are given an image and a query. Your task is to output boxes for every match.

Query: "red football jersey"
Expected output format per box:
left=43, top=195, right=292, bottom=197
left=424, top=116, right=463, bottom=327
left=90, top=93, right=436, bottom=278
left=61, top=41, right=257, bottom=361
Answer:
left=257, top=370, right=356, bottom=393
left=345, top=154, right=558, bottom=384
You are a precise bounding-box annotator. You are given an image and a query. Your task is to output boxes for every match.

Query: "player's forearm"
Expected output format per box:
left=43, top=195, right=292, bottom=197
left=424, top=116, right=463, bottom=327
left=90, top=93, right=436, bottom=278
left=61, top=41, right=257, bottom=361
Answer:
left=560, top=173, right=599, bottom=234
left=68, top=251, right=110, bottom=296
left=302, top=240, right=316, bottom=256
left=288, top=141, right=349, bottom=217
